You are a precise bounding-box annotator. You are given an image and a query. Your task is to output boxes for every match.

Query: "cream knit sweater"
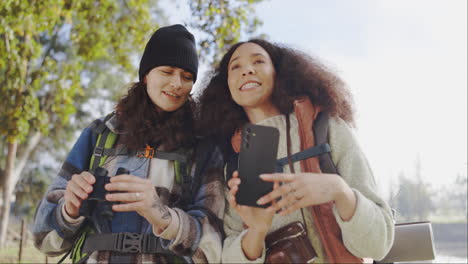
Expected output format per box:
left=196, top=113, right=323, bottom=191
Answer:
left=222, top=113, right=394, bottom=263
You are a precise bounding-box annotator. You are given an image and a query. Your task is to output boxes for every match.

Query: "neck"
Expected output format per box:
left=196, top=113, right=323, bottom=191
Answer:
left=243, top=102, right=281, bottom=123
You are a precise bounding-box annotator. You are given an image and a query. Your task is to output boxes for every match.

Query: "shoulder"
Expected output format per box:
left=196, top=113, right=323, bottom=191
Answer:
left=328, top=116, right=360, bottom=154
left=88, top=112, right=118, bottom=134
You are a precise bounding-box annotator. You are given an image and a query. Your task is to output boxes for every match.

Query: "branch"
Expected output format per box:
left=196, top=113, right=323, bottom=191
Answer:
left=12, top=131, right=41, bottom=186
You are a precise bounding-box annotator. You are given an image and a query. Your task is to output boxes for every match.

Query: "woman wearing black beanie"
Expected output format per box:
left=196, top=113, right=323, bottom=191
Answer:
left=32, top=24, right=224, bottom=263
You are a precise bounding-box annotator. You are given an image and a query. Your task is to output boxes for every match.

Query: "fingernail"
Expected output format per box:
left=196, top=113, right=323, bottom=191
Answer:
left=259, top=174, right=266, bottom=179
left=257, top=198, right=265, bottom=205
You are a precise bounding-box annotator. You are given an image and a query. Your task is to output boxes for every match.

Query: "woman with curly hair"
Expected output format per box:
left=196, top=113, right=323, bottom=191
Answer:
left=197, top=39, right=394, bottom=263
left=32, top=24, right=224, bottom=263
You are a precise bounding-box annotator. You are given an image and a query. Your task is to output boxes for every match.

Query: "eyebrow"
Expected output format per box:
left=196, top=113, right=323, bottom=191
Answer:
left=229, top=53, right=266, bottom=66
left=161, top=66, right=192, bottom=75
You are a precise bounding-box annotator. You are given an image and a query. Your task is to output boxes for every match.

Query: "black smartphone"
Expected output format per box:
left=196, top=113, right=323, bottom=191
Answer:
left=236, top=123, right=279, bottom=208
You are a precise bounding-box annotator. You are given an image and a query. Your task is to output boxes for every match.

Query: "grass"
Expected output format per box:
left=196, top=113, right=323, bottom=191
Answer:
left=0, top=240, right=69, bottom=264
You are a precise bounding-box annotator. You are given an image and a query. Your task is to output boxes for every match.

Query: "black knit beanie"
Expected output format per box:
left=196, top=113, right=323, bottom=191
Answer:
left=139, top=24, right=198, bottom=82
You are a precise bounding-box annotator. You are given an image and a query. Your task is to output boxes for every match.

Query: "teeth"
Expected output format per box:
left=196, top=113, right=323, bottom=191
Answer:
left=164, top=91, right=179, bottom=97
left=240, top=82, right=260, bottom=90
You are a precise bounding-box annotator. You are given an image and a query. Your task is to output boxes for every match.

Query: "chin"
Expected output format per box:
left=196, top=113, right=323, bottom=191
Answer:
left=161, top=106, right=179, bottom=112
left=167, top=103, right=187, bottom=112
left=238, top=99, right=262, bottom=108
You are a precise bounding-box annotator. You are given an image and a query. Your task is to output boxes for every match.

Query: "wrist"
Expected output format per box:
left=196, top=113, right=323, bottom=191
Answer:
left=333, top=176, right=357, bottom=221
left=147, top=206, right=172, bottom=229
left=152, top=208, right=179, bottom=240
left=333, top=175, right=350, bottom=204
left=248, top=227, right=268, bottom=238
left=62, top=203, right=85, bottom=225
left=64, top=203, right=78, bottom=219
left=242, top=228, right=267, bottom=260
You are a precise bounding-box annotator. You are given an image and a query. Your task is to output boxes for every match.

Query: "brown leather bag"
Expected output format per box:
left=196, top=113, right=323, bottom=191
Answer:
left=265, top=221, right=317, bottom=263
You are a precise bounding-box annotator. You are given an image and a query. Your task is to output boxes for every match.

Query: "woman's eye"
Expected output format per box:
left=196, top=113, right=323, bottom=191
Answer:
left=230, top=64, right=239, bottom=71
left=161, top=70, right=172, bottom=75
left=183, top=74, right=194, bottom=81
left=254, top=60, right=265, bottom=64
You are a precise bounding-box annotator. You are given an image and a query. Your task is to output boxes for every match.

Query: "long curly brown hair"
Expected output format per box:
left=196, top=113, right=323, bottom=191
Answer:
left=196, top=39, right=355, bottom=143
left=115, top=81, right=195, bottom=151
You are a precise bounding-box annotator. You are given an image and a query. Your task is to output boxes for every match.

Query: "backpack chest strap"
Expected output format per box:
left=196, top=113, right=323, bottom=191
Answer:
left=93, top=145, right=188, bottom=163
left=275, top=143, right=331, bottom=172
left=82, top=232, right=172, bottom=255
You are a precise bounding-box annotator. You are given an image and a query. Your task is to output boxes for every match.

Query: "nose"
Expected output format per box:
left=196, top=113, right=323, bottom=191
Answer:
left=241, top=66, right=255, bottom=76
left=169, top=74, right=182, bottom=89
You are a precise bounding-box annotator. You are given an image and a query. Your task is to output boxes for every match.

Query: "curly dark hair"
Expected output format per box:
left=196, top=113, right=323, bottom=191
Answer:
left=115, top=81, right=195, bottom=151
left=196, top=38, right=355, bottom=143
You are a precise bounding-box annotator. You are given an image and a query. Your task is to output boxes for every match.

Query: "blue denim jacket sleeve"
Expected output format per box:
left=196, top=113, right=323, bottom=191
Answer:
left=32, top=126, right=97, bottom=254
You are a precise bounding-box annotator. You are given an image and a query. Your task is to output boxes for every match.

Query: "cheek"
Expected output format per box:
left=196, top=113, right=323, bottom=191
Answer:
left=182, top=82, right=193, bottom=95
left=227, top=76, right=238, bottom=95
left=146, top=85, right=159, bottom=99
left=265, top=69, right=276, bottom=94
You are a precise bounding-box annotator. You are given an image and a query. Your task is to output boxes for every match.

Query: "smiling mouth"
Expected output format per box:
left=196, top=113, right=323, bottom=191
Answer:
left=162, top=91, right=181, bottom=98
left=240, top=82, right=261, bottom=91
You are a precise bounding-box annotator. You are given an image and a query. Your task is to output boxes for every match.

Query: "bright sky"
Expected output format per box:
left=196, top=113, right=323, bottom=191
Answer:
left=167, top=0, right=467, bottom=196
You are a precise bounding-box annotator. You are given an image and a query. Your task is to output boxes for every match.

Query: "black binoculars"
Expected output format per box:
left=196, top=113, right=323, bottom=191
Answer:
left=79, top=167, right=129, bottom=220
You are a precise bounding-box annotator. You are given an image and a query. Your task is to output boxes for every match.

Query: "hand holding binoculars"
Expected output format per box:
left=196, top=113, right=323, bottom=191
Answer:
left=79, top=167, right=129, bottom=220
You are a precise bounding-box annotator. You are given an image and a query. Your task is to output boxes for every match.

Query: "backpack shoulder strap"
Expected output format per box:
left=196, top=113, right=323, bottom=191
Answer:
left=89, top=112, right=114, bottom=134
left=89, top=113, right=119, bottom=171
left=313, top=111, right=338, bottom=174
left=175, top=153, right=191, bottom=202
left=275, top=111, right=336, bottom=174
left=176, top=139, right=214, bottom=207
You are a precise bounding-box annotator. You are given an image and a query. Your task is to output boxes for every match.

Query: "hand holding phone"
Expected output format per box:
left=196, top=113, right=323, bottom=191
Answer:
left=236, top=123, right=279, bottom=208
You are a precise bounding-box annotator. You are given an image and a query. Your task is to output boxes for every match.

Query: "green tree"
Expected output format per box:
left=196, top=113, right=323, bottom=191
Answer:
left=189, top=0, right=265, bottom=66
left=0, top=0, right=159, bottom=247
left=13, top=166, right=51, bottom=221
left=0, top=0, right=266, bottom=248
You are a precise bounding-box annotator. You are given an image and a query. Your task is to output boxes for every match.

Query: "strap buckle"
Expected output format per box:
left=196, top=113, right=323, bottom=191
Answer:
left=94, top=147, right=104, bottom=157
left=136, top=145, right=155, bottom=159
left=114, top=232, right=142, bottom=253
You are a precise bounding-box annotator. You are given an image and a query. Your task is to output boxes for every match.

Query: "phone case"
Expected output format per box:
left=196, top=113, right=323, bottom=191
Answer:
left=236, top=123, right=280, bottom=208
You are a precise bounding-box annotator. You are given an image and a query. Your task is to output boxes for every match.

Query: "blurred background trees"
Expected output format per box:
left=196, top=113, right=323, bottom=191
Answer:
left=0, top=0, right=265, bottom=248
left=1, top=0, right=465, bottom=255
left=390, top=157, right=466, bottom=224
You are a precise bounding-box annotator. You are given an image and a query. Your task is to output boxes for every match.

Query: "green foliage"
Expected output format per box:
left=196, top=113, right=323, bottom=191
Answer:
left=189, top=0, right=265, bottom=66
left=13, top=166, right=52, bottom=220
left=0, top=0, right=159, bottom=143
left=0, top=0, right=266, bottom=249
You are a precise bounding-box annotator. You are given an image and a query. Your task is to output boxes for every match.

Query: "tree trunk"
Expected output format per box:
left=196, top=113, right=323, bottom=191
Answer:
left=0, top=131, right=40, bottom=248
left=13, top=132, right=41, bottom=188
left=0, top=141, right=18, bottom=248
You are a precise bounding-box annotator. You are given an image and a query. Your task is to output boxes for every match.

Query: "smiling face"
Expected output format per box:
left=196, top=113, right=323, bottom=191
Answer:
left=227, top=43, right=277, bottom=112
left=145, top=66, right=194, bottom=112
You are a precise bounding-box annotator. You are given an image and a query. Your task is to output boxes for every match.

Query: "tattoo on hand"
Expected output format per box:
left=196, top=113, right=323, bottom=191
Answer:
left=152, top=194, right=171, bottom=220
